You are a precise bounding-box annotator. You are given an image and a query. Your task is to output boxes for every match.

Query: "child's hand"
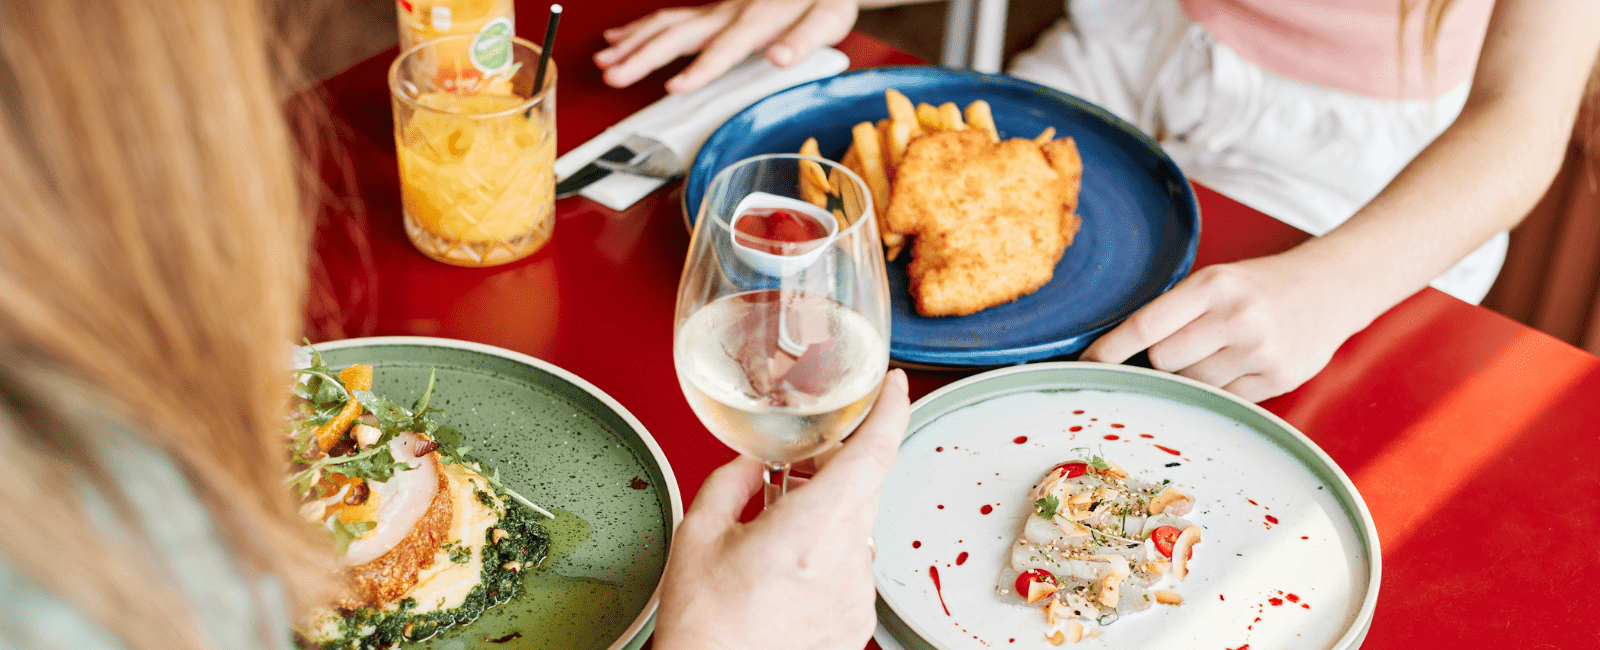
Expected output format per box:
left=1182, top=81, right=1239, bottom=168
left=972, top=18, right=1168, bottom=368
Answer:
left=652, top=369, right=909, bottom=650
left=1082, top=253, right=1373, bottom=402
left=594, top=0, right=860, bottom=94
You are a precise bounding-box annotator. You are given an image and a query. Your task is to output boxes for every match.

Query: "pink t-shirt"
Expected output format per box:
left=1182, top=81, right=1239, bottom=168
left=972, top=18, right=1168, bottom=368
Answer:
left=1179, top=0, right=1496, bottom=99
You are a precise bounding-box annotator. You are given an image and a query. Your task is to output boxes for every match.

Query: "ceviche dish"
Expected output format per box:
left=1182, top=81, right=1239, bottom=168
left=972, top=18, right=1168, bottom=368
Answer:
left=289, top=351, right=554, bottom=649
left=998, top=455, right=1201, bottom=644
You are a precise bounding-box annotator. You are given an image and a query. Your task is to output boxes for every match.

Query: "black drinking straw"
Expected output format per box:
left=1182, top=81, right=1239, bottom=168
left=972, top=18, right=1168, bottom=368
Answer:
left=532, top=5, right=562, bottom=96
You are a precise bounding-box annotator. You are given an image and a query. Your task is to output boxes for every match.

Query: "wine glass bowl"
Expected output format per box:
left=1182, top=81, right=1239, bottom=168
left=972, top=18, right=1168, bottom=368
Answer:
left=673, top=154, right=891, bottom=503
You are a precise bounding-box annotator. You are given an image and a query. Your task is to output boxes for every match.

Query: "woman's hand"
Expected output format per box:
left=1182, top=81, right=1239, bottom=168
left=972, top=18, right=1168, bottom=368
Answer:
left=1081, top=252, right=1377, bottom=402
left=595, top=0, right=860, bottom=94
left=652, top=369, right=910, bottom=650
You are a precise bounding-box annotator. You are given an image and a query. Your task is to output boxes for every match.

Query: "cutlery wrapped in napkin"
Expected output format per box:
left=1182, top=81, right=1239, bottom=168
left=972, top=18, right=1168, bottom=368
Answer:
left=554, top=47, right=850, bottom=211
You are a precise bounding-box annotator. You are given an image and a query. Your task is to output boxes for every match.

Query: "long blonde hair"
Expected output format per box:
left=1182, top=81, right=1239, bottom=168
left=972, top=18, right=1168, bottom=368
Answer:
left=0, top=2, right=331, bottom=650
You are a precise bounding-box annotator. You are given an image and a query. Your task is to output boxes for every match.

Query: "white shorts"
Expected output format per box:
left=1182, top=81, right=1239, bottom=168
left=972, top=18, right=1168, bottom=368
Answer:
left=1008, top=0, right=1507, bottom=304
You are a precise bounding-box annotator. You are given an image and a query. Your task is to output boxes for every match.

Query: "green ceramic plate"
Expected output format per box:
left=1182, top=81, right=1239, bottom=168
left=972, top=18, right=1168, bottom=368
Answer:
left=303, top=337, right=683, bottom=650
left=871, top=362, right=1379, bottom=650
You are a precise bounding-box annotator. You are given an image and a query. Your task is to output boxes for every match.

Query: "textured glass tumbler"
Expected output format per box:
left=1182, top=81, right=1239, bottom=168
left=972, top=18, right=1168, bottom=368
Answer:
left=390, top=33, right=555, bottom=267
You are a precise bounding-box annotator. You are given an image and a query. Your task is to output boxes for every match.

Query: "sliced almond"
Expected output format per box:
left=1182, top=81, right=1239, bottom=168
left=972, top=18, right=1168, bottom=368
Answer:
left=1028, top=579, right=1060, bottom=605
left=1148, top=487, right=1194, bottom=516
left=1045, top=600, right=1068, bottom=625
left=1086, top=628, right=1103, bottom=639
left=1068, top=491, right=1092, bottom=505
left=1064, top=508, right=1092, bottom=521
left=1045, top=630, right=1067, bottom=646
left=1096, top=460, right=1129, bottom=479
left=1090, top=554, right=1130, bottom=608
left=1154, top=590, right=1183, bottom=605
left=1171, top=526, right=1203, bottom=580
left=1140, top=559, right=1171, bottom=575
left=1065, top=620, right=1084, bottom=643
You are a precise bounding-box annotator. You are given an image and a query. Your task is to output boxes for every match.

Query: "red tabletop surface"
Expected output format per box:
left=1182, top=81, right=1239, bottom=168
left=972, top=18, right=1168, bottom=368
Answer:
left=305, top=3, right=1600, bottom=647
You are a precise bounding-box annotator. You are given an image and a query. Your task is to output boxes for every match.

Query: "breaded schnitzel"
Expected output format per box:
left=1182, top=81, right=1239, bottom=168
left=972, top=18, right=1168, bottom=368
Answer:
left=886, top=129, right=1083, bottom=317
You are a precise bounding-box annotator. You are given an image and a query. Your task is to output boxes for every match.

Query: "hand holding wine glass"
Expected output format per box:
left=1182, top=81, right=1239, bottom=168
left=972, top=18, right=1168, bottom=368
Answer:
left=673, top=153, right=892, bottom=506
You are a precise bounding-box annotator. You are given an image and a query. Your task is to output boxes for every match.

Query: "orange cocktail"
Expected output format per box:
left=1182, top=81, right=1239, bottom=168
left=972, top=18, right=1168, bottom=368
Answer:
left=390, top=33, right=555, bottom=266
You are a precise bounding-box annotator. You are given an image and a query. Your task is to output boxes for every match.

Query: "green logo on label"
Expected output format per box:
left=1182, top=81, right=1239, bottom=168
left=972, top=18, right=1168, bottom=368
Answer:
left=471, top=17, right=515, bottom=74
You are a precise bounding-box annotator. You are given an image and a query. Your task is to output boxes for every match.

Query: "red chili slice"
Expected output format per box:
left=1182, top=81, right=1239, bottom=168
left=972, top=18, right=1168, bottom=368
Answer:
left=1051, top=461, right=1089, bottom=479
left=1014, top=568, right=1059, bottom=601
left=1150, top=525, right=1190, bottom=559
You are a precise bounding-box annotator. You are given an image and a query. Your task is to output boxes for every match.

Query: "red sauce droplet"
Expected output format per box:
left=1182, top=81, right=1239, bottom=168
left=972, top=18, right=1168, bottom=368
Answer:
left=1230, top=645, right=1251, bottom=650
left=1139, top=433, right=1154, bottom=439
left=1154, top=444, right=1182, bottom=455
left=1009, top=639, right=1015, bottom=643
left=929, top=566, right=950, bottom=615
left=1301, top=536, right=1309, bottom=540
left=1286, top=593, right=1300, bottom=603
left=1103, top=434, right=1120, bottom=440
left=1069, top=425, right=1083, bottom=432
left=1265, top=515, right=1279, bottom=524
left=1073, top=410, right=1084, bottom=415
left=912, top=541, right=922, bottom=549
left=1247, top=499, right=1259, bottom=506
left=936, top=446, right=944, bottom=452
left=734, top=207, right=830, bottom=254
left=956, top=551, right=969, bottom=566
left=937, top=504, right=945, bottom=510
left=1090, top=418, right=1098, bottom=421
left=1219, top=594, right=1226, bottom=601
left=1269, top=597, right=1284, bottom=606
left=1110, top=423, right=1125, bottom=429
left=980, top=505, right=994, bottom=515
left=1302, top=603, right=1311, bottom=609
left=1013, top=436, right=1028, bottom=444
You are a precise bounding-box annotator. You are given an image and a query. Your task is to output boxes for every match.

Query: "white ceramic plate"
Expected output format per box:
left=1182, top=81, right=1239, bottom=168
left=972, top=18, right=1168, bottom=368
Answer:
left=872, top=362, right=1379, bottom=650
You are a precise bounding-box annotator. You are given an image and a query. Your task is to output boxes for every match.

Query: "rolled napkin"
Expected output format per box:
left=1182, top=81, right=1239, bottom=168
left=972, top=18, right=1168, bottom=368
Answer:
left=555, top=47, right=851, bottom=211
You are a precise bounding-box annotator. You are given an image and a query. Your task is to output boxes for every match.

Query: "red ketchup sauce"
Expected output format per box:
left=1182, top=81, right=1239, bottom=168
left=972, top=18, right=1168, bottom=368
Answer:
left=980, top=505, right=994, bottom=514
left=956, top=551, right=969, bottom=565
left=1013, top=435, right=1028, bottom=444
left=734, top=207, right=830, bottom=254
left=1154, top=444, right=1182, bottom=456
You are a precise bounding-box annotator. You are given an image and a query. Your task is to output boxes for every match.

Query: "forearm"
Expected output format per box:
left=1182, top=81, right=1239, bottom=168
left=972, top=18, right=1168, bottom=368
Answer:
left=1287, top=0, right=1600, bottom=325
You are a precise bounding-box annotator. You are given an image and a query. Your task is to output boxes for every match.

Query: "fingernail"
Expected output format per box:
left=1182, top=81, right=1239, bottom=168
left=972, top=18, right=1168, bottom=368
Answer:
left=666, top=74, right=688, bottom=93
left=595, top=48, right=615, bottom=64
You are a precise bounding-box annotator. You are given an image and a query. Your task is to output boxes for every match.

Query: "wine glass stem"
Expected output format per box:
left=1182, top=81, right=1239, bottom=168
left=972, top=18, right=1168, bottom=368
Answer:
left=763, top=461, right=791, bottom=507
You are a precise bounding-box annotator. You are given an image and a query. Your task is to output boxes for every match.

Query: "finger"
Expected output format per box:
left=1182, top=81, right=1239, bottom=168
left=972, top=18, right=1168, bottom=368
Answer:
left=1081, top=281, right=1213, bottom=364
left=766, top=0, right=856, bottom=67
left=1222, top=373, right=1287, bottom=403
left=788, top=369, right=909, bottom=506
left=1146, top=310, right=1234, bottom=373
left=667, top=2, right=809, bottom=93
left=595, top=8, right=695, bottom=68
left=603, top=13, right=731, bottom=88
left=1174, top=345, right=1254, bottom=389
left=685, top=455, right=765, bottom=525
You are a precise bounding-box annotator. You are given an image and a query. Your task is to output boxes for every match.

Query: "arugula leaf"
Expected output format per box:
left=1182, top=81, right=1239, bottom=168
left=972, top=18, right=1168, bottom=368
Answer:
left=1034, top=495, right=1060, bottom=520
left=412, top=369, right=438, bottom=415
left=1087, top=456, right=1109, bottom=470
left=330, top=519, right=376, bottom=554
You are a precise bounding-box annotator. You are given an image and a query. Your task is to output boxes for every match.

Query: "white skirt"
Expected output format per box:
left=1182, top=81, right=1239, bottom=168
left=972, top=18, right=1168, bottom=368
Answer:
left=1009, top=0, right=1507, bottom=304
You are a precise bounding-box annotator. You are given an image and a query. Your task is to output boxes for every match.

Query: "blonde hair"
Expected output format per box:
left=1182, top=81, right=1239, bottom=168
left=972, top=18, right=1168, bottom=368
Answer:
left=0, top=2, right=332, bottom=650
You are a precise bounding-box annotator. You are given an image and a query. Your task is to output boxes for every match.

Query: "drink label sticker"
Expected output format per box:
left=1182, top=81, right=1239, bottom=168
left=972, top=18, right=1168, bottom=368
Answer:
left=471, top=17, right=515, bottom=74
left=430, top=6, right=452, bottom=32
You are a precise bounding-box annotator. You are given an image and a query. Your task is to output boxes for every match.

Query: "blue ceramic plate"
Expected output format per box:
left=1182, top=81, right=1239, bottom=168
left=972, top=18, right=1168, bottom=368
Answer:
left=684, top=67, right=1200, bottom=368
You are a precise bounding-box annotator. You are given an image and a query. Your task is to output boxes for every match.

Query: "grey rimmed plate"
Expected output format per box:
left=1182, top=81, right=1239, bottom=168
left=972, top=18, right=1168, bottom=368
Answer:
left=302, top=337, right=683, bottom=650
left=872, top=362, right=1379, bottom=650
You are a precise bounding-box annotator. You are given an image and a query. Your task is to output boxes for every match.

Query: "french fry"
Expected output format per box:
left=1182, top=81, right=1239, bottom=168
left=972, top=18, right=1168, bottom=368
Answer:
left=965, top=100, right=998, bottom=142
left=830, top=165, right=862, bottom=227
left=798, top=137, right=830, bottom=209
left=887, top=119, right=913, bottom=169
left=916, top=103, right=941, bottom=132
left=885, top=89, right=921, bottom=137
left=938, top=102, right=965, bottom=130
left=851, top=121, right=903, bottom=258
left=1034, top=126, right=1056, bottom=144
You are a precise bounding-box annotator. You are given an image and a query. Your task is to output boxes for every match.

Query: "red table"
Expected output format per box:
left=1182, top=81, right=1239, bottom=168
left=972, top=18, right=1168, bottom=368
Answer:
left=306, top=3, right=1600, bottom=647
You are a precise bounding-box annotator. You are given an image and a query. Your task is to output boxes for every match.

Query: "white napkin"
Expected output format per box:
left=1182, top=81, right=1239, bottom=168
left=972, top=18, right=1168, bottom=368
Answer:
left=555, top=47, right=851, bottom=211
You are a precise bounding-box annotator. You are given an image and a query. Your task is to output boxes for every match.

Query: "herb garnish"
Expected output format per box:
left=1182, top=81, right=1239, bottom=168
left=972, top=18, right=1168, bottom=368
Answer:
left=1034, top=495, right=1060, bottom=520
left=330, top=519, right=376, bottom=554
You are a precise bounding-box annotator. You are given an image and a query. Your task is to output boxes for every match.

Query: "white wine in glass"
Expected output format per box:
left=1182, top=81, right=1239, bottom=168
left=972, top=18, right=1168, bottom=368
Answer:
left=674, top=154, right=891, bottom=506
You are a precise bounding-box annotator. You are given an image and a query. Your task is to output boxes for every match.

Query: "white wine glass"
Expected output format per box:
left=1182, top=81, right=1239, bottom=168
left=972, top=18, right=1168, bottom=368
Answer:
left=673, top=153, right=891, bottom=507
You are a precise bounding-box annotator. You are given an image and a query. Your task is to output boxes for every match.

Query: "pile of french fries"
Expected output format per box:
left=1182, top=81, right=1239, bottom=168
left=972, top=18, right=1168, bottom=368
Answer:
left=798, top=89, right=1057, bottom=261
